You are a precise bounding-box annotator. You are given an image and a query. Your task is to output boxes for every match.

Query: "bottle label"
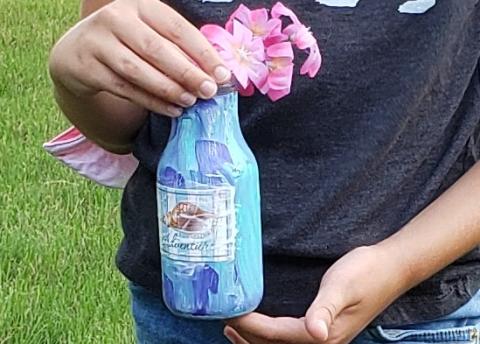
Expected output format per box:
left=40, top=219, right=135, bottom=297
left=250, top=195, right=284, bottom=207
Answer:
left=157, top=184, right=237, bottom=262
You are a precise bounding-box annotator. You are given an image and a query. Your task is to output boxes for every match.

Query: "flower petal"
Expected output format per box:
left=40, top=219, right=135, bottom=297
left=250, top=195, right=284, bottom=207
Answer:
left=250, top=8, right=269, bottom=25
left=283, top=24, right=316, bottom=49
left=232, top=64, right=250, bottom=88
left=248, top=9, right=273, bottom=37
left=263, top=32, right=288, bottom=47
left=233, top=19, right=253, bottom=44
left=265, top=18, right=283, bottom=36
left=300, top=45, right=322, bottom=77
left=219, top=50, right=235, bottom=65
left=225, top=4, right=251, bottom=32
left=266, top=41, right=294, bottom=59
left=201, top=24, right=233, bottom=51
left=268, top=87, right=291, bottom=101
left=271, top=2, right=300, bottom=24
left=248, top=60, right=269, bottom=89
left=238, top=81, right=255, bottom=96
left=267, top=64, right=294, bottom=90
left=218, top=51, right=238, bottom=78
left=249, top=37, right=266, bottom=60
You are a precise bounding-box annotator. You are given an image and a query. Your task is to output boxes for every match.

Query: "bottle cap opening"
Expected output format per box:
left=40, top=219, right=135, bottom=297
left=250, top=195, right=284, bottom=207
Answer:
left=216, top=79, right=237, bottom=96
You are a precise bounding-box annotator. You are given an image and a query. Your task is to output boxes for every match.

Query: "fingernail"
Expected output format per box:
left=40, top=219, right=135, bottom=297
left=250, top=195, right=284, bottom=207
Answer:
left=179, top=92, right=196, bottom=107
left=199, top=80, right=217, bottom=98
left=223, top=327, right=235, bottom=344
left=167, top=105, right=182, bottom=117
left=317, top=320, right=329, bottom=341
left=214, top=65, right=231, bottom=82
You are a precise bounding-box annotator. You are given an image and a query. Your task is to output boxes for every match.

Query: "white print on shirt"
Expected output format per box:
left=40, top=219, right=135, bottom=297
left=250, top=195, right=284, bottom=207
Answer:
left=398, top=0, right=436, bottom=14
left=199, top=0, right=437, bottom=14
left=315, top=0, right=360, bottom=7
left=315, top=0, right=437, bottom=13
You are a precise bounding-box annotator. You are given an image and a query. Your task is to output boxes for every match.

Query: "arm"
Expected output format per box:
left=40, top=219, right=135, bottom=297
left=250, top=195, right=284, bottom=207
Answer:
left=303, top=161, right=480, bottom=343
left=224, top=163, right=480, bottom=344
left=379, top=161, right=480, bottom=289
left=51, top=82, right=146, bottom=154
left=49, top=0, right=231, bottom=154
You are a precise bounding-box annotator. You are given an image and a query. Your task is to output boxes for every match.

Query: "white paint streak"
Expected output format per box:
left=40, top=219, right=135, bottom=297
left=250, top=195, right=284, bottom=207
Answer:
left=315, top=0, right=360, bottom=8
left=398, top=0, right=436, bottom=14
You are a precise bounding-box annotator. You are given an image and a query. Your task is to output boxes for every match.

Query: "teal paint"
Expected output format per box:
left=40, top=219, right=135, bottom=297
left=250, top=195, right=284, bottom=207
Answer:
left=157, top=89, right=263, bottom=319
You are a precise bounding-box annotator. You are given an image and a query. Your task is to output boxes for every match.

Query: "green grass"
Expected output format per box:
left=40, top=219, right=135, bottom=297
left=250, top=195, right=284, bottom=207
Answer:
left=0, top=1, right=135, bottom=342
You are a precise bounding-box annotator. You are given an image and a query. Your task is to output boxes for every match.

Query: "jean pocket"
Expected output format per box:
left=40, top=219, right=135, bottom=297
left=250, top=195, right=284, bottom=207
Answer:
left=371, top=325, right=479, bottom=343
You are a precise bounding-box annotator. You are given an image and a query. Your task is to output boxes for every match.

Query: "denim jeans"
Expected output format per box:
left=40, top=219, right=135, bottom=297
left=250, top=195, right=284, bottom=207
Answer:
left=130, top=283, right=480, bottom=344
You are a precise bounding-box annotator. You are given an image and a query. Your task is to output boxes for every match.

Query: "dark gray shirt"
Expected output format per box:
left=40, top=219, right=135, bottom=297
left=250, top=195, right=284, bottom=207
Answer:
left=118, top=0, right=480, bottom=325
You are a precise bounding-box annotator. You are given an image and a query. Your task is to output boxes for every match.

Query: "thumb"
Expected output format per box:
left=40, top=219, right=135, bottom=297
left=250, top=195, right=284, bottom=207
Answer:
left=304, top=284, right=346, bottom=341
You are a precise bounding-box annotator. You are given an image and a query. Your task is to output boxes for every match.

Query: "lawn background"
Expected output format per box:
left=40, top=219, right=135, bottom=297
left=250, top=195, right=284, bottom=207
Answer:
left=0, top=0, right=135, bottom=342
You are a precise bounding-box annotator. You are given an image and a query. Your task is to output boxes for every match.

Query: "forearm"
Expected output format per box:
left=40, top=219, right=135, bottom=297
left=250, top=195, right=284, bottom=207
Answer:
left=378, top=162, right=480, bottom=291
left=53, top=82, right=147, bottom=154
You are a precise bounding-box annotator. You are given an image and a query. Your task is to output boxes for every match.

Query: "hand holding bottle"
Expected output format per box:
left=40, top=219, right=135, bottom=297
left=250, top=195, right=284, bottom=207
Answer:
left=49, top=0, right=231, bottom=117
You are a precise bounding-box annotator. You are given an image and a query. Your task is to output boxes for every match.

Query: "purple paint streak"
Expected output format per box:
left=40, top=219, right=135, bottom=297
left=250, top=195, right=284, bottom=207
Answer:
left=195, top=140, right=233, bottom=174
left=160, top=167, right=185, bottom=188
left=163, top=274, right=175, bottom=310
left=192, top=265, right=219, bottom=315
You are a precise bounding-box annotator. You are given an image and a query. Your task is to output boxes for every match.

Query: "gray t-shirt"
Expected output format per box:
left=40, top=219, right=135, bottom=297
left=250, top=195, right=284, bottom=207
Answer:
left=117, top=0, right=480, bottom=325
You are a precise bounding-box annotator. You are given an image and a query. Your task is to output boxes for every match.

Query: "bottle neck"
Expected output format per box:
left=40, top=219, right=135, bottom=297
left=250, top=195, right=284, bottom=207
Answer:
left=174, top=91, right=240, bottom=141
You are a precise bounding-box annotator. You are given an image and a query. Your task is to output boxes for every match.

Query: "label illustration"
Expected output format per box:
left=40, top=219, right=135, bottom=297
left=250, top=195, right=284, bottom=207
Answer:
left=157, top=184, right=237, bottom=262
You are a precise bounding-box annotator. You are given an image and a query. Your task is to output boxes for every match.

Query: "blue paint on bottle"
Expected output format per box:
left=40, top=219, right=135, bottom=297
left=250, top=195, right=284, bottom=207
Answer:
left=156, top=88, right=263, bottom=319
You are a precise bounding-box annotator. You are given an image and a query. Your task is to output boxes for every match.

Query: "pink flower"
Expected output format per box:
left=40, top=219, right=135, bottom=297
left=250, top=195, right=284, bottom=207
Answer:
left=271, top=1, right=301, bottom=25
left=300, top=45, right=322, bottom=78
left=226, top=4, right=282, bottom=39
left=271, top=2, right=321, bottom=78
left=263, top=32, right=288, bottom=48
left=238, top=81, right=255, bottom=96
left=260, top=42, right=294, bottom=101
left=201, top=2, right=322, bottom=101
left=201, top=20, right=268, bottom=90
left=283, top=23, right=316, bottom=50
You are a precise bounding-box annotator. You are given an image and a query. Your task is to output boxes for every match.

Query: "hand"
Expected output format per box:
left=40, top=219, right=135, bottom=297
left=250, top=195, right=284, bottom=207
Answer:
left=225, top=246, right=409, bottom=344
left=49, top=0, right=231, bottom=117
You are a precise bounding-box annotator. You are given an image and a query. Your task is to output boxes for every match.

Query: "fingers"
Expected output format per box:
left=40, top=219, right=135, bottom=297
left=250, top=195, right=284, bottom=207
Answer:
left=305, top=309, right=331, bottom=342
left=51, top=0, right=232, bottom=120
left=227, top=313, right=278, bottom=340
left=111, top=18, right=217, bottom=99
left=227, top=313, right=314, bottom=344
left=317, top=305, right=378, bottom=344
left=91, top=60, right=183, bottom=117
left=304, top=284, right=347, bottom=341
left=224, top=326, right=250, bottom=344
left=96, top=36, right=197, bottom=108
left=138, top=0, right=231, bottom=83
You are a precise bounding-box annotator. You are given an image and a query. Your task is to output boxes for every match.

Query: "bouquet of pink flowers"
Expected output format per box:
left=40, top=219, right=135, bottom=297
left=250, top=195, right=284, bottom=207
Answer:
left=201, top=2, right=322, bottom=101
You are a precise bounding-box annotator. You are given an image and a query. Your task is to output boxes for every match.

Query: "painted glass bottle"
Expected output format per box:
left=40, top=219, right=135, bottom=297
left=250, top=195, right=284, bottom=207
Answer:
left=156, top=84, right=263, bottom=319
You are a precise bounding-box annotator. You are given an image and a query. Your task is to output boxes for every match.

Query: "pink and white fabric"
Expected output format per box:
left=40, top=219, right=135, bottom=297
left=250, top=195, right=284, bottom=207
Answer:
left=43, top=127, right=138, bottom=189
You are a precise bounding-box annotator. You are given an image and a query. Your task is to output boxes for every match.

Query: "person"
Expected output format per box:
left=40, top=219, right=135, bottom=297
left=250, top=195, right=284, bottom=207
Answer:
left=48, top=0, right=480, bottom=343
